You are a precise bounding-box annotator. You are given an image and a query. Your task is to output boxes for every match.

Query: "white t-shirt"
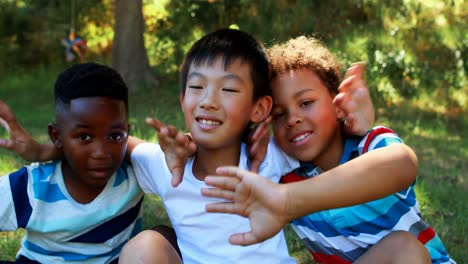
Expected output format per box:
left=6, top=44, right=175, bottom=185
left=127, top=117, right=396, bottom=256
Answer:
left=131, top=140, right=299, bottom=264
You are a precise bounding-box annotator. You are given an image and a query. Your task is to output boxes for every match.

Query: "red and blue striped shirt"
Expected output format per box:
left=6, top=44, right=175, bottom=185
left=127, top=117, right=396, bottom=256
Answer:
left=281, top=126, right=455, bottom=264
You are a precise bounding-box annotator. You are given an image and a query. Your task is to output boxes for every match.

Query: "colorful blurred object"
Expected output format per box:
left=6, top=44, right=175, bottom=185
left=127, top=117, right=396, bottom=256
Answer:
left=61, top=30, right=87, bottom=62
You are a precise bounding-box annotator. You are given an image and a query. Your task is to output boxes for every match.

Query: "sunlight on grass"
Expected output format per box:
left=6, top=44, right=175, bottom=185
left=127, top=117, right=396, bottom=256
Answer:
left=0, top=230, right=23, bottom=261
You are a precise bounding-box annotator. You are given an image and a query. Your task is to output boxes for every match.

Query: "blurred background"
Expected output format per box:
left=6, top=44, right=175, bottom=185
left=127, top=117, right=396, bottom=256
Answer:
left=0, top=0, right=466, bottom=108
left=0, top=0, right=466, bottom=263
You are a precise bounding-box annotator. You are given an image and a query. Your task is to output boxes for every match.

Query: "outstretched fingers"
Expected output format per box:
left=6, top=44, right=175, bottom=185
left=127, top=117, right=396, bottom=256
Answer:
left=342, top=62, right=366, bottom=83
left=0, top=116, right=12, bottom=149
left=145, top=117, right=166, bottom=133
left=334, top=62, right=374, bottom=136
left=229, top=232, right=261, bottom=246
left=0, top=101, right=26, bottom=151
left=204, top=172, right=242, bottom=190
left=204, top=200, right=237, bottom=214
left=203, top=174, right=240, bottom=213
left=146, top=117, right=197, bottom=187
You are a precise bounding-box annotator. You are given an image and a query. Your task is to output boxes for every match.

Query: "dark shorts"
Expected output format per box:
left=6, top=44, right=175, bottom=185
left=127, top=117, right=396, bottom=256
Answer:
left=152, top=225, right=182, bottom=258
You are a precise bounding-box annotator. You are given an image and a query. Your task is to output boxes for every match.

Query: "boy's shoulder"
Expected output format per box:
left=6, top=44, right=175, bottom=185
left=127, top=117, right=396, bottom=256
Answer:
left=358, top=126, right=402, bottom=155
left=3, top=161, right=60, bottom=184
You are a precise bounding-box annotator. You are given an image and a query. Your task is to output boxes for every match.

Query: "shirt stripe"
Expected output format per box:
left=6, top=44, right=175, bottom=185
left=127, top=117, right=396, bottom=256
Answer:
left=9, top=167, right=32, bottom=228
left=283, top=126, right=455, bottom=263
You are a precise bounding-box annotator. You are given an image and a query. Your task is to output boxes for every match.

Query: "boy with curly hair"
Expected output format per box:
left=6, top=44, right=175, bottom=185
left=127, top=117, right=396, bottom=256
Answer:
left=204, top=36, right=455, bottom=263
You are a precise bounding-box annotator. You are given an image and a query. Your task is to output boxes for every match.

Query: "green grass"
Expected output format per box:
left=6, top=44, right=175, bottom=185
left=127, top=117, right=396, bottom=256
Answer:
left=0, top=66, right=466, bottom=263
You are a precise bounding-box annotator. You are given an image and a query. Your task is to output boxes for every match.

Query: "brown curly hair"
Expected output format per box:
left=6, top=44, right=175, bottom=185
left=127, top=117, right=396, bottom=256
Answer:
left=268, top=36, right=342, bottom=94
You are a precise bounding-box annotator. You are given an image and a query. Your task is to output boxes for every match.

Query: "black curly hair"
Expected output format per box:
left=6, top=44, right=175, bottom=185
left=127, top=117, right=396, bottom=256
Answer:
left=54, top=62, right=128, bottom=112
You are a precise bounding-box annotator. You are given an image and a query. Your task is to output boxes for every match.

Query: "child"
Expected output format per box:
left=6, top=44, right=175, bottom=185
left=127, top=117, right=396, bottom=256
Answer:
left=0, top=63, right=145, bottom=263
left=202, top=36, right=455, bottom=263
left=119, top=29, right=420, bottom=264
left=119, top=28, right=298, bottom=264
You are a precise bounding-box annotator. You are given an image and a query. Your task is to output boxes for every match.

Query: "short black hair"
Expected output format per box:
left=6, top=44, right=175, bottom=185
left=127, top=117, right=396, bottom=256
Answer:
left=180, top=28, right=270, bottom=101
left=54, top=62, right=128, bottom=112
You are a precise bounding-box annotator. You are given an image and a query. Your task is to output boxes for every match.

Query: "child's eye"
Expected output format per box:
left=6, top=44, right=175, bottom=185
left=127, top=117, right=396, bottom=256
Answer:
left=188, top=85, right=203, bottom=89
left=271, top=111, right=286, bottom=120
left=222, top=87, right=239, bottom=93
left=110, top=132, right=127, bottom=142
left=300, top=100, right=314, bottom=107
left=77, top=134, right=91, bottom=141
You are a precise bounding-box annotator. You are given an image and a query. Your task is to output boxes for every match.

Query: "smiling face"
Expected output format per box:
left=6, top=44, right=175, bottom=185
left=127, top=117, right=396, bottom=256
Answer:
left=181, top=56, right=269, bottom=151
left=271, top=68, right=343, bottom=170
left=50, top=97, right=129, bottom=198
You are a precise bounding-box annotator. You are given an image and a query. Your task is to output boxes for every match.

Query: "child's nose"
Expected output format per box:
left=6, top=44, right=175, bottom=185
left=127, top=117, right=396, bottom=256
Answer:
left=91, top=141, right=110, bottom=159
left=287, top=114, right=303, bottom=127
left=199, top=87, right=219, bottom=110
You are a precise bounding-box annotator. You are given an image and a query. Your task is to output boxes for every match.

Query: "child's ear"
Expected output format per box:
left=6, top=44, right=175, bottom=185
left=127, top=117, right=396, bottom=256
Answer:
left=250, top=96, right=273, bottom=123
left=179, top=94, right=185, bottom=113
left=48, top=123, right=62, bottom=149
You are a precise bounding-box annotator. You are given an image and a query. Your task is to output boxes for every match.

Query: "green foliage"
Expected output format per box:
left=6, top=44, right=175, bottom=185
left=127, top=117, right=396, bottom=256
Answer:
left=0, top=0, right=112, bottom=72
left=0, top=0, right=465, bottom=111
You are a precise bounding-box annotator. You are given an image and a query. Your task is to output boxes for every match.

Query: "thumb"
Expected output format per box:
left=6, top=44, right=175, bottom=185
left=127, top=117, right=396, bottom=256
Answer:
left=0, top=138, right=15, bottom=150
left=171, top=167, right=184, bottom=187
left=0, top=118, right=11, bottom=134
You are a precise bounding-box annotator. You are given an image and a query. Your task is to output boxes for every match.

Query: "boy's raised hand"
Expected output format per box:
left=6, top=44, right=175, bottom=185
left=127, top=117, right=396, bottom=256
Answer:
left=202, top=166, right=291, bottom=246
left=334, top=62, right=375, bottom=136
left=0, top=100, right=58, bottom=161
left=247, top=117, right=271, bottom=173
left=145, top=117, right=196, bottom=187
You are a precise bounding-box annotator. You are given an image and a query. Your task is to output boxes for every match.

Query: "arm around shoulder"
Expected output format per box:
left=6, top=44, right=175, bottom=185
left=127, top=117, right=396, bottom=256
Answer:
left=285, top=142, right=418, bottom=219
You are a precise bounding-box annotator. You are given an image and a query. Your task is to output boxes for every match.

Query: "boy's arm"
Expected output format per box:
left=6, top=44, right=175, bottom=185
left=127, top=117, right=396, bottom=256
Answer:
left=0, top=100, right=61, bottom=161
left=334, top=62, right=375, bottom=136
left=203, top=143, right=418, bottom=246
left=127, top=118, right=196, bottom=187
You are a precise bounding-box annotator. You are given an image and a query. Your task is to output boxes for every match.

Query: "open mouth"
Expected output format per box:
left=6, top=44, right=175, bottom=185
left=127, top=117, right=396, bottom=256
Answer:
left=198, top=118, right=221, bottom=125
left=290, top=132, right=312, bottom=143
left=196, top=117, right=223, bottom=129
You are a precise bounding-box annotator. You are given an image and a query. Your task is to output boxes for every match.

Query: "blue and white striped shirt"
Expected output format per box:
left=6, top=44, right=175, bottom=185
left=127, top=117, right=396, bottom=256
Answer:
left=0, top=161, right=144, bottom=263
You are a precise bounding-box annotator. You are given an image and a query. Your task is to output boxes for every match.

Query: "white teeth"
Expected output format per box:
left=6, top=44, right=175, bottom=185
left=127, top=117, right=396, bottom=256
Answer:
left=292, top=133, right=309, bottom=142
left=199, top=119, right=220, bottom=126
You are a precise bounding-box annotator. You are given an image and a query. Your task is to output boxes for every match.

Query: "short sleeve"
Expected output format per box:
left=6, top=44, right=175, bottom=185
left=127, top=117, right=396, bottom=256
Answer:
left=130, top=143, right=171, bottom=195
left=258, top=139, right=300, bottom=183
left=0, top=167, right=32, bottom=231
left=358, top=126, right=415, bottom=200
left=358, top=126, right=404, bottom=154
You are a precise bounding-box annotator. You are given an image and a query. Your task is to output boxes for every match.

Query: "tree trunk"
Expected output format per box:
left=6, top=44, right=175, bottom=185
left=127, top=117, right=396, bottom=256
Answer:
left=112, top=0, right=158, bottom=91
